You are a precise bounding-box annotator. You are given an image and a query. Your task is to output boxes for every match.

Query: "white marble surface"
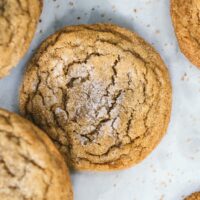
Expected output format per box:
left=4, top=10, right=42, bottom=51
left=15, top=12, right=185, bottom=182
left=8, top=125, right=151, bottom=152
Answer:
left=1, top=0, right=200, bottom=199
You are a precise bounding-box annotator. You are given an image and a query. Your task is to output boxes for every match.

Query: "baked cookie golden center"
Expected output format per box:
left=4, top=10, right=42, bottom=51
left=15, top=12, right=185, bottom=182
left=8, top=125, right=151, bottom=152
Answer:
left=0, top=0, right=42, bottom=77
left=20, top=24, right=172, bottom=170
left=0, top=109, right=73, bottom=200
left=185, top=192, right=200, bottom=200
left=171, top=0, right=200, bottom=67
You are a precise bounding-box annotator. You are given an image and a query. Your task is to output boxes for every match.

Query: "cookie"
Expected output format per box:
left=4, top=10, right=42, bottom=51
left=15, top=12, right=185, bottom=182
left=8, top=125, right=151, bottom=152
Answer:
left=20, top=23, right=172, bottom=171
left=0, top=0, right=42, bottom=78
left=171, top=0, right=200, bottom=67
left=185, top=192, right=200, bottom=200
left=0, top=109, right=73, bottom=200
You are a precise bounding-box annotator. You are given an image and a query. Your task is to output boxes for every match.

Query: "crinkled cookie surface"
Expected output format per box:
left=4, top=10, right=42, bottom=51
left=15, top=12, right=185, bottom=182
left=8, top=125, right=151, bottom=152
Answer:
left=0, top=109, right=73, bottom=200
left=0, top=0, right=42, bottom=77
left=20, top=24, right=172, bottom=170
left=171, top=0, right=200, bottom=67
left=185, top=192, right=200, bottom=200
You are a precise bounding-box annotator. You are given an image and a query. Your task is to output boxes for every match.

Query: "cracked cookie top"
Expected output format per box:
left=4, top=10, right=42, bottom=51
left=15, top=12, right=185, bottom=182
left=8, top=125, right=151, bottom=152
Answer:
left=185, top=192, right=200, bottom=200
left=171, top=0, right=200, bottom=67
left=0, top=109, right=73, bottom=200
left=20, top=24, right=172, bottom=170
left=0, top=0, right=42, bottom=78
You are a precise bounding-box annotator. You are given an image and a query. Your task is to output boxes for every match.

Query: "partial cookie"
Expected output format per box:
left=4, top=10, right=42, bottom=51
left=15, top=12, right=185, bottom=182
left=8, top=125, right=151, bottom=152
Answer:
left=20, top=23, right=172, bottom=171
left=0, top=109, right=73, bottom=200
left=185, top=192, right=200, bottom=200
left=171, top=0, right=200, bottom=67
left=0, top=0, right=42, bottom=78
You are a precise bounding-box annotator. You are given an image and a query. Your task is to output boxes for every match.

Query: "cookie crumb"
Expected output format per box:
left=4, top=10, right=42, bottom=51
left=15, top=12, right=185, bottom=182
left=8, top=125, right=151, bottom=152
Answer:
left=160, top=195, right=165, bottom=200
left=133, top=8, right=137, bottom=13
left=69, top=1, right=74, bottom=6
left=155, top=30, right=160, bottom=34
left=181, top=72, right=188, bottom=81
left=112, top=5, right=116, bottom=12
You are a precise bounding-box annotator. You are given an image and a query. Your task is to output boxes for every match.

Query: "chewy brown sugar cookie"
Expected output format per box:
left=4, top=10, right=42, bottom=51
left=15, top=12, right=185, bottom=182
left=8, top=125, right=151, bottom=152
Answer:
left=171, top=0, right=200, bottom=68
left=0, top=109, right=73, bottom=200
left=0, top=0, right=42, bottom=78
left=20, top=24, right=172, bottom=171
left=185, top=192, right=200, bottom=200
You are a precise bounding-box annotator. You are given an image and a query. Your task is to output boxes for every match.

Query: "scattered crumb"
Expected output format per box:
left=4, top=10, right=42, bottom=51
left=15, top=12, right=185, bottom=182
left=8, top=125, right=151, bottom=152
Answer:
left=108, top=18, right=112, bottom=21
left=155, top=30, right=160, bottom=34
left=142, top=179, right=145, bottom=183
left=39, top=19, right=42, bottom=23
left=56, top=5, right=60, bottom=8
left=160, top=181, right=167, bottom=187
left=101, top=13, right=105, bottom=18
left=133, top=8, right=137, bottom=13
left=146, top=24, right=150, bottom=27
left=145, top=0, right=152, bottom=4
left=77, top=16, right=81, bottom=20
left=91, top=7, right=95, bottom=11
left=112, top=5, right=116, bottom=12
left=69, top=1, right=74, bottom=6
left=39, top=30, right=43, bottom=34
left=181, top=72, right=189, bottom=81
left=195, top=148, right=200, bottom=153
left=189, top=156, right=194, bottom=160
left=160, top=194, right=165, bottom=200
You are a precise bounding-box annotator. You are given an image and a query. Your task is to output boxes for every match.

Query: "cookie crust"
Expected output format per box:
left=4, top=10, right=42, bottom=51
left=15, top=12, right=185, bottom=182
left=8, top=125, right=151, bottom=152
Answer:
left=20, top=23, right=172, bottom=171
left=0, top=109, right=73, bottom=200
left=0, top=0, right=42, bottom=77
left=171, top=0, right=200, bottom=68
left=185, top=192, right=200, bottom=200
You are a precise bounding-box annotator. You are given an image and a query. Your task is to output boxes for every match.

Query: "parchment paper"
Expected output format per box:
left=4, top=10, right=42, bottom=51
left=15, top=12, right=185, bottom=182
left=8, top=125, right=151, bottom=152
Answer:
left=1, top=0, right=200, bottom=199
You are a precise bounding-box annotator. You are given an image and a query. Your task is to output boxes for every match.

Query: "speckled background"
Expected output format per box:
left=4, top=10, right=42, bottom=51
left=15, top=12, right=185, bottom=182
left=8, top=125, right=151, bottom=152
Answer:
left=0, top=0, right=200, bottom=199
